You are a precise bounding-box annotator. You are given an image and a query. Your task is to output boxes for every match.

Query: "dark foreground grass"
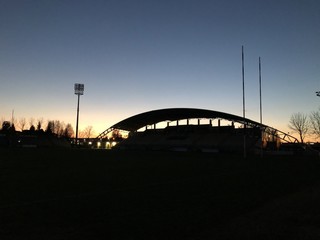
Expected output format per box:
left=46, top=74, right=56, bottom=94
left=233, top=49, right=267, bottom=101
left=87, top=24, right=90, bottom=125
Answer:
left=1, top=148, right=320, bottom=240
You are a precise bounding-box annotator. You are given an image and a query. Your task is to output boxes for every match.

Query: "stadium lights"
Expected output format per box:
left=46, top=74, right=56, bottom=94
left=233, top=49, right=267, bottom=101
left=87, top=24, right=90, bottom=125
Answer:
left=316, top=91, right=320, bottom=97
left=74, top=83, right=84, bottom=145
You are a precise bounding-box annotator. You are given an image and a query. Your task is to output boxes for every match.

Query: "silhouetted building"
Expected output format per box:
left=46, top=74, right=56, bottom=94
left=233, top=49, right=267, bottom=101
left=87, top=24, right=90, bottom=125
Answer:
left=96, top=108, right=286, bottom=153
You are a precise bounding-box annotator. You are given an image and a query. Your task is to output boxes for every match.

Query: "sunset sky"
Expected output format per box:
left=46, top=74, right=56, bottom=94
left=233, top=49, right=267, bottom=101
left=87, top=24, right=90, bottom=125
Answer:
left=1, top=0, right=319, bottom=138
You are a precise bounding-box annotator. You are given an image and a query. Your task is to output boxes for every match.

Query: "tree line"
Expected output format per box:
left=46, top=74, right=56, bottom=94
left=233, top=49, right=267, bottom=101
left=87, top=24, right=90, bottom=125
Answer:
left=288, top=107, right=320, bottom=143
left=0, top=117, right=96, bottom=139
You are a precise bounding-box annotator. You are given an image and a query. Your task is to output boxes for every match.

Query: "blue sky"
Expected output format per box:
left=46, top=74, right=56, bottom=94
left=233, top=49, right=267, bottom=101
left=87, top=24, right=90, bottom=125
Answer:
left=0, top=0, right=319, bottom=137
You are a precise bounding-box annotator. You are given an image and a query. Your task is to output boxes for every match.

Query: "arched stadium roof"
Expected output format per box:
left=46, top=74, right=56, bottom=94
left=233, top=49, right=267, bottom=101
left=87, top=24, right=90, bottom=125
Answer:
left=96, top=108, right=299, bottom=143
left=111, top=108, right=264, bottom=131
left=97, top=108, right=273, bottom=138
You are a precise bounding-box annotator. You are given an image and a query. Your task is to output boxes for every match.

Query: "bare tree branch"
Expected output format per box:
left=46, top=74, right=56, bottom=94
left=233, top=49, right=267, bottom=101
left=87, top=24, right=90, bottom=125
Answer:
left=82, top=126, right=94, bottom=138
left=29, top=117, right=35, bottom=129
left=18, top=118, right=27, bottom=131
left=288, top=112, right=309, bottom=143
left=310, top=108, right=320, bottom=140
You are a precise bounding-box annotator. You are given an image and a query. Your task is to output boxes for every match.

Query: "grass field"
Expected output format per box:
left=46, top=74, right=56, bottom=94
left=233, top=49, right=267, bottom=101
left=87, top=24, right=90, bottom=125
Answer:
left=1, top=148, right=320, bottom=239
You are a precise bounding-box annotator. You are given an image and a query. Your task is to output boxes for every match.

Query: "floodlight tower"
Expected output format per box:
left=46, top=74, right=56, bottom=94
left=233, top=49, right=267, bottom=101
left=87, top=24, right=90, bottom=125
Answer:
left=242, top=46, right=246, bottom=159
left=316, top=91, right=320, bottom=97
left=74, top=83, right=84, bottom=145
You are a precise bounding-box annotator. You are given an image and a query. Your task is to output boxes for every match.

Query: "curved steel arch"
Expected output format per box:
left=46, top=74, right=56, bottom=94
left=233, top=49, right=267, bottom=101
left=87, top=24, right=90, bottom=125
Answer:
left=113, top=108, right=268, bottom=131
left=97, top=108, right=299, bottom=143
left=98, top=107, right=277, bottom=137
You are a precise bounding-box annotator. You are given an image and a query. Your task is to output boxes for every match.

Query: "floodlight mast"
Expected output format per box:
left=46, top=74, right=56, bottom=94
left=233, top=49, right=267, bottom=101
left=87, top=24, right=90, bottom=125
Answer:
left=74, top=83, right=84, bottom=145
left=316, top=91, right=320, bottom=97
left=242, top=46, right=246, bottom=159
left=259, top=57, right=263, bottom=158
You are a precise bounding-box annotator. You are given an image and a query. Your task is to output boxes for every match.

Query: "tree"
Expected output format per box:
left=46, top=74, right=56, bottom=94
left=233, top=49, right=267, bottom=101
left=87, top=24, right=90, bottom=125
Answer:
left=53, top=120, right=62, bottom=136
left=18, top=118, right=27, bottom=131
left=82, top=125, right=94, bottom=138
left=10, top=123, right=16, bottom=132
left=288, top=112, right=309, bottom=143
left=0, top=117, right=4, bottom=128
left=29, top=125, right=35, bottom=132
left=45, top=121, right=54, bottom=134
left=309, top=108, right=320, bottom=140
left=57, top=121, right=67, bottom=137
left=37, top=118, right=44, bottom=131
left=63, top=123, right=74, bottom=138
left=29, top=117, right=35, bottom=129
left=1, top=121, right=11, bottom=132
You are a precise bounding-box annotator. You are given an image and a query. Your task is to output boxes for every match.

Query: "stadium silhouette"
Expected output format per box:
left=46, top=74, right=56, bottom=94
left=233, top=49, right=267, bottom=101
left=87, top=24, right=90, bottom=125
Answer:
left=96, top=108, right=299, bottom=153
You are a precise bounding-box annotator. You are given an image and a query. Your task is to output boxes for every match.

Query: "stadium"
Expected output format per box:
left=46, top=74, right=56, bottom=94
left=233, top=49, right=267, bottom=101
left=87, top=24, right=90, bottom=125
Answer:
left=95, top=108, right=300, bottom=153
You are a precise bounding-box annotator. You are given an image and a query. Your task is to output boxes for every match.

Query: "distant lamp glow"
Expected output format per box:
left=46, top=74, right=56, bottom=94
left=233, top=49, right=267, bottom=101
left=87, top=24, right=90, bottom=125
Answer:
left=74, top=83, right=84, bottom=145
left=316, top=91, right=320, bottom=97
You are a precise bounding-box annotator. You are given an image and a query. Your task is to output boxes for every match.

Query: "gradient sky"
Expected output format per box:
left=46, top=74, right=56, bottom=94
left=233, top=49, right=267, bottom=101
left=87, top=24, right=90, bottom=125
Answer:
left=1, top=0, right=319, bottom=138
